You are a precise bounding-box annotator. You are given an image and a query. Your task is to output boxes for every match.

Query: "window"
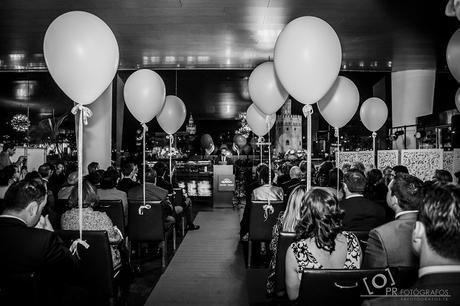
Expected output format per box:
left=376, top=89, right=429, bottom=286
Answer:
left=286, top=140, right=290, bottom=146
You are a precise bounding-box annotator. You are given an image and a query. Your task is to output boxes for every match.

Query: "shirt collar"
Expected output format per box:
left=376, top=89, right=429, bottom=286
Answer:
left=419, top=265, right=460, bottom=278
left=395, top=210, right=418, bottom=219
left=345, top=194, right=363, bottom=199
left=0, top=214, right=27, bottom=225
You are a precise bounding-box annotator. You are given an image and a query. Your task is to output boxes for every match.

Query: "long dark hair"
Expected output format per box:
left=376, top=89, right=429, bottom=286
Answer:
left=295, top=188, right=345, bottom=253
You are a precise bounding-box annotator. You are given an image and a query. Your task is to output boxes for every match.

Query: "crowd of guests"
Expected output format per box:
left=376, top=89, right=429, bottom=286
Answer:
left=241, top=159, right=459, bottom=305
left=0, top=153, right=199, bottom=305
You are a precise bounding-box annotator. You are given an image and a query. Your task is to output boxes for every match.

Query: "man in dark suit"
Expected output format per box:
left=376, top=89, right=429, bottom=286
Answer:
left=117, top=161, right=140, bottom=192
left=341, top=169, right=386, bottom=231
left=0, top=180, right=81, bottom=305
left=363, top=183, right=460, bottom=305
left=363, top=174, right=423, bottom=268
left=282, top=166, right=302, bottom=196
left=153, top=162, right=199, bottom=230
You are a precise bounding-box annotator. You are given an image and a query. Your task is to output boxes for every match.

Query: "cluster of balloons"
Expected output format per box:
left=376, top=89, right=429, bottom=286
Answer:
left=447, top=28, right=460, bottom=112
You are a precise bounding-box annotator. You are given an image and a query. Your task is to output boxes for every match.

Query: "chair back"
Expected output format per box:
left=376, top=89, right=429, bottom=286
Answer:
left=298, top=267, right=412, bottom=306
left=350, top=230, right=369, bottom=252
left=249, top=200, right=285, bottom=241
left=128, top=200, right=164, bottom=241
left=0, top=272, right=38, bottom=304
left=172, top=187, right=183, bottom=206
left=56, top=230, right=113, bottom=299
left=274, top=231, right=296, bottom=295
left=96, top=199, right=125, bottom=236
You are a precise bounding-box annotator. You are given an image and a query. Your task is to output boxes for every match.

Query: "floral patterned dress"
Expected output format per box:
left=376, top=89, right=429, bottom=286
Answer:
left=266, top=211, right=286, bottom=296
left=291, top=231, right=361, bottom=274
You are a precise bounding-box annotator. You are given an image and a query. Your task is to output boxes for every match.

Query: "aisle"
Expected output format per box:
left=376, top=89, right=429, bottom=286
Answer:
left=145, top=209, right=248, bottom=306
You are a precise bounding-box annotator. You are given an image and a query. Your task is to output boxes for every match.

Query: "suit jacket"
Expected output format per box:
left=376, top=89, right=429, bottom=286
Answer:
left=340, top=196, right=386, bottom=231
left=127, top=182, right=173, bottom=218
left=362, top=272, right=460, bottom=306
left=363, top=212, right=418, bottom=268
left=0, top=216, right=78, bottom=281
left=252, top=184, right=284, bottom=201
left=282, top=178, right=300, bottom=195
left=117, top=178, right=139, bottom=193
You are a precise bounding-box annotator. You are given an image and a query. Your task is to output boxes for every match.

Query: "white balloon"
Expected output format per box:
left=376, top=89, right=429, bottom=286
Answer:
left=318, top=76, right=360, bottom=128
left=455, top=87, right=460, bottom=112
left=157, top=95, right=187, bottom=135
left=360, top=97, right=388, bottom=132
left=274, top=16, right=342, bottom=105
left=248, top=62, right=288, bottom=115
left=246, top=104, right=276, bottom=137
left=124, top=69, right=166, bottom=123
left=44, top=11, right=119, bottom=105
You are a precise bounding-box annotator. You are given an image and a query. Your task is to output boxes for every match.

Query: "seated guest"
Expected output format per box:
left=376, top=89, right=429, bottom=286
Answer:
left=353, top=161, right=366, bottom=175
left=341, top=169, right=386, bottom=231
left=266, top=185, right=308, bottom=296
left=0, top=142, right=25, bottom=170
left=363, top=183, right=460, bottom=306
left=252, top=165, right=284, bottom=201
left=285, top=189, right=361, bottom=301
left=315, top=161, right=334, bottom=187
left=392, top=165, right=409, bottom=176
left=342, top=163, right=351, bottom=174
left=382, top=166, right=393, bottom=186
left=97, top=168, right=128, bottom=222
left=363, top=174, right=423, bottom=268
left=117, top=162, right=139, bottom=192
left=282, top=166, right=302, bottom=196
left=61, top=180, right=122, bottom=269
left=48, top=161, right=66, bottom=198
left=58, top=171, right=78, bottom=200
left=432, top=169, right=453, bottom=185
left=127, top=167, right=176, bottom=224
left=240, top=163, right=267, bottom=239
left=275, top=162, right=292, bottom=187
left=316, top=167, right=344, bottom=201
left=0, top=165, right=19, bottom=199
left=153, top=162, right=199, bottom=230
left=364, top=169, right=393, bottom=222
left=0, top=180, right=81, bottom=305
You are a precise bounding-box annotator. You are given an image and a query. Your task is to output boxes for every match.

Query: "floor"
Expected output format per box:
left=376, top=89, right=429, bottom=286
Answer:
left=126, top=201, right=272, bottom=306
left=145, top=209, right=249, bottom=306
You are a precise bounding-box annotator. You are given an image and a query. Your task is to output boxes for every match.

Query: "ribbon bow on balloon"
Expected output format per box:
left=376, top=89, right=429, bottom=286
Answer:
left=69, top=238, right=90, bottom=260
left=71, top=104, right=93, bottom=125
left=263, top=200, right=274, bottom=221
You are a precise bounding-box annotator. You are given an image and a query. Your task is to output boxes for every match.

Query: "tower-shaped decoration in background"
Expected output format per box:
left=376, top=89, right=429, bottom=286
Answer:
left=275, top=99, right=302, bottom=154
left=186, top=113, right=196, bottom=135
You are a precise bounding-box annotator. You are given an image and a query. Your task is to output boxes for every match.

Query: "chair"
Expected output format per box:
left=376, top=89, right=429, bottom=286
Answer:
left=0, top=272, right=39, bottom=305
left=248, top=200, right=286, bottom=268
left=297, top=267, right=418, bottom=306
left=274, top=231, right=296, bottom=297
left=128, top=200, right=176, bottom=269
left=96, top=199, right=126, bottom=237
left=172, top=187, right=186, bottom=236
left=57, top=230, right=117, bottom=306
left=350, top=230, right=369, bottom=253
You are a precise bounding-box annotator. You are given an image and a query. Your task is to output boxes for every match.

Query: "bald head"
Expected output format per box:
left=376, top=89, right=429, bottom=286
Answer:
left=290, top=166, right=301, bottom=179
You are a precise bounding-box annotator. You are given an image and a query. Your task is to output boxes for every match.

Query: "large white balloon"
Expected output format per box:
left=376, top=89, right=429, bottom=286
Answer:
left=455, top=87, right=460, bottom=112
left=360, top=97, right=388, bottom=132
left=157, top=95, right=187, bottom=135
left=124, top=69, right=166, bottom=123
left=274, top=16, right=342, bottom=105
left=317, top=76, right=360, bottom=128
left=44, top=11, right=119, bottom=105
left=248, top=62, right=289, bottom=115
left=246, top=104, right=276, bottom=137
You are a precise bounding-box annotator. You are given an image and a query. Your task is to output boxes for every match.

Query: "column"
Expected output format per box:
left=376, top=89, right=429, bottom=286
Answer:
left=391, top=69, right=435, bottom=149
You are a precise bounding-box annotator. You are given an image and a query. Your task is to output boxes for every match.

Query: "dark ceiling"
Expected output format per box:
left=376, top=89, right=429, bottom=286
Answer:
left=0, top=0, right=456, bottom=71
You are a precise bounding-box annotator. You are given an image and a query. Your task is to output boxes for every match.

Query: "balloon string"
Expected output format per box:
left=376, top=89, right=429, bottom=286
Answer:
left=302, top=105, right=313, bottom=191
left=266, top=116, right=272, bottom=186
left=142, top=123, right=148, bottom=207
left=78, top=108, right=83, bottom=242
left=336, top=127, right=340, bottom=195
left=169, top=135, right=173, bottom=184
left=372, top=132, right=377, bottom=168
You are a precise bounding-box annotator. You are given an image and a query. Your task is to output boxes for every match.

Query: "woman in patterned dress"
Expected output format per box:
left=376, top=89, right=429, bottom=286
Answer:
left=285, top=188, right=362, bottom=301
left=61, top=179, right=123, bottom=269
left=266, top=185, right=309, bottom=296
